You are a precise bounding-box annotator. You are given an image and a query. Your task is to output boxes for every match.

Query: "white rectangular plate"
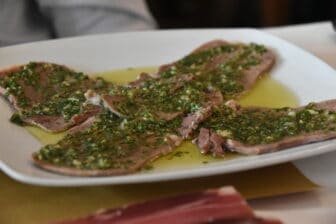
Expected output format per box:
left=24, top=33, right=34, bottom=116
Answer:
left=1, top=29, right=336, bottom=186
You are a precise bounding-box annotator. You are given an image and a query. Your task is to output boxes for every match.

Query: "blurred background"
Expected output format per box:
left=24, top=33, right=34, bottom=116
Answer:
left=148, top=0, right=335, bottom=28
left=0, top=0, right=335, bottom=46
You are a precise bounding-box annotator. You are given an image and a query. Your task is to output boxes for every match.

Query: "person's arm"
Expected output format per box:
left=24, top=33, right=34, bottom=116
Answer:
left=37, top=0, right=157, bottom=38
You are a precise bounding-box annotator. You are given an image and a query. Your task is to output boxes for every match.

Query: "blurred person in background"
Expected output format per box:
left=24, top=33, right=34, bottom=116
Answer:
left=1, top=0, right=334, bottom=47
left=0, top=0, right=156, bottom=46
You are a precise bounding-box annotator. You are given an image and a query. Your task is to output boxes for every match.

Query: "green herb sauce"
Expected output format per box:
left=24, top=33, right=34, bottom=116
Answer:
left=204, top=104, right=336, bottom=145
left=106, top=43, right=265, bottom=118
left=0, top=62, right=112, bottom=122
left=35, top=110, right=183, bottom=169
left=31, top=43, right=285, bottom=170
left=29, top=68, right=299, bottom=171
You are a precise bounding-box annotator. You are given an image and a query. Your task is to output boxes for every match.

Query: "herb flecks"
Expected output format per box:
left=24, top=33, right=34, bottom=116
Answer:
left=0, top=62, right=112, bottom=122
left=203, top=104, right=336, bottom=145
left=33, top=42, right=272, bottom=171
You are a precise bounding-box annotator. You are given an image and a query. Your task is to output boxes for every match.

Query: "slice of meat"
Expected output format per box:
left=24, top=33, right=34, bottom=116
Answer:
left=32, top=133, right=182, bottom=176
left=0, top=62, right=109, bottom=132
left=226, top=130, right=336, bottom=155
left=195, top=128, right=226, bottom=157
left=159, top=40, right=275, bottom=86
left=0, top=62, right=79, bottom=111
left=179, top=105, right=213, bottom=139
left=195, top=99, right=336, bottom=156
left=50, top=186, right=282, bottom=224
left=210, top=132, right=226, bottom=157
left=195, top=128, right=211, bottom=154
left=32, top=106, right=184, bottom=176
left=0, top=65, right=39, bottom=111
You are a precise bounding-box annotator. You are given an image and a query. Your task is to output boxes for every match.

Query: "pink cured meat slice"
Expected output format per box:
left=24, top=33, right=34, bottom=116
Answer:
left=51, top=187, right=259, bottom=224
